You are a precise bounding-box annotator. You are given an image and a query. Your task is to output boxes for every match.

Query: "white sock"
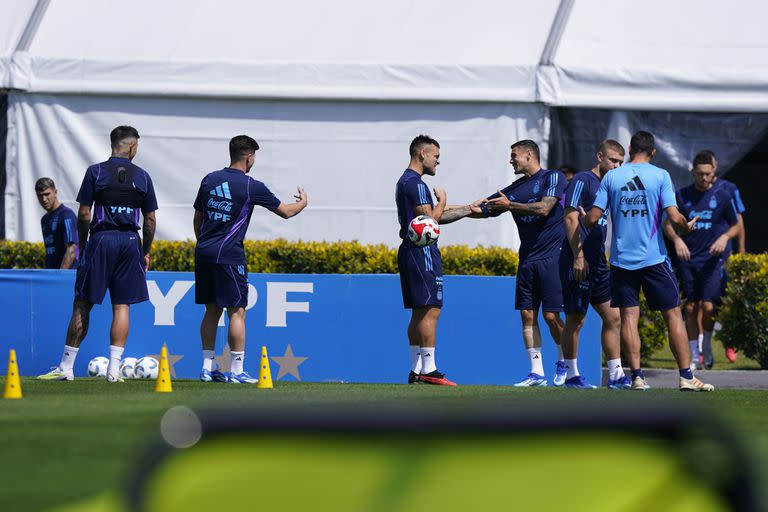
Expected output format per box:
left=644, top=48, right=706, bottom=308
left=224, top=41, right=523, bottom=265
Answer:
left=409, top=345, right=422, bottom=373
left=59, top=345, right=79, bottom=371
left=556, top=343, right=565, bottom=362
left=420, top=347, right=436, bottom=374
left=565, top=358, right=579, bottom=379
left=230, top=351, right=245, bottom=375
left=702, top=330, right=714, bottom=360
left=202, top=349, right=215, bottom=371
left=108, top=345, right=124, bottom=378
left=527, top=348, right=544, bottom=376
left=688, top=340, right=700, bottom=364
left=607, top=358, right=624, bottom=381
left=697, top=333, right=704, bottom=353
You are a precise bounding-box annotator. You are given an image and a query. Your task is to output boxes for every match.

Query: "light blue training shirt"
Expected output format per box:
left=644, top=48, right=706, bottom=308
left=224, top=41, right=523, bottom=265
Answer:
left=593, top=162, right=677, bottom=270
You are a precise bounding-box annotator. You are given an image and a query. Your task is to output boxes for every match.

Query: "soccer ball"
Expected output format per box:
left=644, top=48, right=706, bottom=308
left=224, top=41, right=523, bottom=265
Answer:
left=408, top=215, right=440, bottom=247
left=120, top=357, right=138, bottom=379
left=135, top=357, right=159, bottom=379
left=87, top=356, right=109, bottom=377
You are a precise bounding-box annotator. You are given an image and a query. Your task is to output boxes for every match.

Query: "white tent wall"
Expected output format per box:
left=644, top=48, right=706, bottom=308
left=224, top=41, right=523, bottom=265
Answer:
left=6, top=93, right=548, bottom=247
left=0, top=0, right=38, bottom=88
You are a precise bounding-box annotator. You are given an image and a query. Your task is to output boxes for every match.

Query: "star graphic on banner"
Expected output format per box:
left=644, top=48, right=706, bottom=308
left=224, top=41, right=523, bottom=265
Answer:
left=214, top=345, right=232, bottom=373
left=271, top=344, right=308, bottom=381
left=146, top=351, right=184, bottom=379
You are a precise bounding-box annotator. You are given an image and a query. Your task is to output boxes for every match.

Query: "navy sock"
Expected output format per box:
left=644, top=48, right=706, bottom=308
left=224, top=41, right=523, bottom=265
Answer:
left=679, top=367, right=694, bottom=379
left=631, top=368, right=644, bottom=380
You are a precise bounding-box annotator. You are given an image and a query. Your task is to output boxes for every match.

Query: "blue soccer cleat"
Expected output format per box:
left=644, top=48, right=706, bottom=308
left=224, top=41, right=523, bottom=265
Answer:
left=200, top=369, right=213, bottom=382
left=553, top=361, right=567, bottom=387
left=211, top=368, right=228, bottom=382
left=228, top=371, right=258, bottom=384
left=607, top=375, right=632, bottom=390
left=513, top=373, right=548, bottom=387
left=564, top=376, right=597, bottom=389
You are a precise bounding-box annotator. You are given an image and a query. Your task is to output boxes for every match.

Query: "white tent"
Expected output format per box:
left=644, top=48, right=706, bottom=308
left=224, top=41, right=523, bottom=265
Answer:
left=3, top=0, right=768, bottom=246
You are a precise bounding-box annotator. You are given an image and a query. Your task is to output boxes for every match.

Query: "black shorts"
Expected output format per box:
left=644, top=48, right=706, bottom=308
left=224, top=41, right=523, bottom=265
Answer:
left=195, top=259, right=249, bottom=308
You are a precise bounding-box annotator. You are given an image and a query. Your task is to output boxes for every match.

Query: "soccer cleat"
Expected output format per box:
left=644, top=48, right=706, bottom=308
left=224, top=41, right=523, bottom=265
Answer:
left=725, top=347, right=738, bottom=362
left=631, top=376, right=650, bottom=390
left=211, top=368, right=228, bottom=382
left=513, top=373, right=548, bottom=387
left=200, top=369, right=213, bottom=382
left=37, top=366, right=74, bottom=381
left=564, top=376, right=597, bottom=389
left=228, top=371, right=258, bottom=384
left=408, top=371, right=421, bottom=384
left=680, top=376, right=715, bottom=392
left=553, top=361, right=567, bottom=386
left=106, top=374, right=124, bottom=383
left=607, top=375, right=632, bottom=390
left=704, top=359, right=714, bottom=370
left=418, top=370, right=457, bottom=386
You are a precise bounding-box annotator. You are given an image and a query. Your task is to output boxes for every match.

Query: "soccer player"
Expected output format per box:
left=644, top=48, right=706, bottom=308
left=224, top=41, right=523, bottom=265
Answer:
left=560, top=140, right=630, bottom=389
left=396, top=135, right=455, bottom=386
left=580, top=130, right=714, bottom=391
left=194, top=135, right=307, bottom=383
left=35, top=178, right=78, bottom=269
left=445, top=140, right=567, bottom=387
left=666, top=151, right=741, bottom=369
left=38, top=126, right=157, bottom=382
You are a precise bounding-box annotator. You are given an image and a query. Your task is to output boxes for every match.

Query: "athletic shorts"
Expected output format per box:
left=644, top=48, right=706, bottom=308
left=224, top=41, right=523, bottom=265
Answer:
left=678, top=259, right=724, bottom=303
left=74, top=230, right=148, bottom=305
left=195, top=260, right=249, bottom=308
left=560, top=258, right=611, bottom=315
left=515, top=255, right=563, bottom=312
left=610, top=260, right=680, bottom=311
left=398, top=243, right=443, bottom=309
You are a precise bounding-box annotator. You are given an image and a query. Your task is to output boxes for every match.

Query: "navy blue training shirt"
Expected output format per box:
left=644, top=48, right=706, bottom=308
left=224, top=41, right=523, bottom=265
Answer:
left=76, top=157, right=158, bottom=234
left=562, top=170, right=608, bottom=265
left=481, top=169, right=566, bottom=263
left=194, top=168, right=281, bottom=264
left=41, top=204, right=78, bottom=268
left=395, top=168, right=435, bottom=245
left=676, top=183, right=739, bottom=266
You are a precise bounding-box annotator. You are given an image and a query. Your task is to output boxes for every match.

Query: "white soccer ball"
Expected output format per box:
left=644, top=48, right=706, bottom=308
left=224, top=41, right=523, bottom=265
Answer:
left=408, top=215, right=440, bottom=247
left=135, top=357, right=159, bottom=379
left=87, top=356, right=109, bottom=377
left=120, top=357, right=138, bottom=379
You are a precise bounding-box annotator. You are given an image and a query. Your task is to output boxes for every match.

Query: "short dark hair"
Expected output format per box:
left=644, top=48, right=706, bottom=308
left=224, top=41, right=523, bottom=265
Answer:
left=229, top=135, right=260, bottom=161
left=558, top=164, right=576, bottom=176
left=510, top=139, right=540, bottom=161
left=409, top=135, right=440, bottom=158
left=693, top=149, right=716, bottom=168
left=35, top=177, right=55, bottom=193
left=629, top=131, right=655, bottom=156
left=110, top=126, right=140, bottom=148
left=598, top=139, right=625, bottom=156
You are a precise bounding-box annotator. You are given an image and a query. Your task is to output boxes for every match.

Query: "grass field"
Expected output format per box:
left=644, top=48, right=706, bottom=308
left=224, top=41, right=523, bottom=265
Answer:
left=647, top=335, right=762, bottom=370
left=1, top=379, right=767, bottom=511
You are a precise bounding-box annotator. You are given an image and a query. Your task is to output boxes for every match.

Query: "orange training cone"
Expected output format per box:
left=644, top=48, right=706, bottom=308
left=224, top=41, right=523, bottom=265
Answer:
left=3, top=349, right=22, bottom=399
left=257, top=346, right=273, bottom=389
left=155, top=344, right=173, bottom=393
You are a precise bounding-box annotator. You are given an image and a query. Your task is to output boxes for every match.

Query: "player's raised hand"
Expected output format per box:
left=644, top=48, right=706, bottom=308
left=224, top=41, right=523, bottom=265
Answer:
left=487, top=190, right=511, bottom=211
left=683, top=215, right=699, bottom=235
left=433, top=188, right=446, bottom=203
left=294, top=186, right=308, bottom=204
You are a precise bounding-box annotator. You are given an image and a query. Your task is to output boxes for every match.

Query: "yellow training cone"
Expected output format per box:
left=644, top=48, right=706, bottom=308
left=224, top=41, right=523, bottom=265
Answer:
left=257, top=346, right=273, bottom=389
left=3, top=349, right=22, bottom=399
left=155, top=344, right=173, bottom=393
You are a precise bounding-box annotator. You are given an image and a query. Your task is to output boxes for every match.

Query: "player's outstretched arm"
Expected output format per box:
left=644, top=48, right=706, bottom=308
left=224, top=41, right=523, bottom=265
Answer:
left=578, top=205, right=604, bottom=229
left=439, top=202, right=485, bottom=224
left=488, top=193, right=558, bottom=217
left=275, top=186, right=308, bottom=219
left=665, top=206, right=698, bottom=236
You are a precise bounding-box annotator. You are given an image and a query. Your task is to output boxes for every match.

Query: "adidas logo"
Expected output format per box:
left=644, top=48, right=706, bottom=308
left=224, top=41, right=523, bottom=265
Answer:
left=533, top=355, right=540, bottom=359
left=235, top=356, right=242, bottom=361
left=620, top=176, right=646, bottom=191
left=424, top=354, right=431, bottom=357
left=210, top=181, right=232, bottom=199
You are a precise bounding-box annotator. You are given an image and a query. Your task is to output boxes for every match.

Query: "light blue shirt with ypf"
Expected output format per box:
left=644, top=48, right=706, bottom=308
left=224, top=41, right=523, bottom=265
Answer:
left=593, top=162, right=677, bottom=270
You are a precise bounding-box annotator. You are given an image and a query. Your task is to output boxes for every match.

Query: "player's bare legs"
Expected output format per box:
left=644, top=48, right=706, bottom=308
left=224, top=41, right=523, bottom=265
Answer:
left=199, top=304, right=226, bottom=382
left=590, top=301, right=628, bottom=387
left=543, top=311, right=567, bottom=386
left=106, top=304, right=130, bottom=381
left=561, top=313, right=585, bottom=361
left=514, top=309, right=548, bottom=386
left=38, top=300, right=94, bottom=380
left=618, top=306, right=646, bottom=389
left=662, top=306, right=691, bottom=370
left=409, top=306, right=454, bottom=385
left=699, top=300, right=716, bottom=368
left=224, top=307, right=253, bottom=382
left=683, top=300, right=701, bottom=369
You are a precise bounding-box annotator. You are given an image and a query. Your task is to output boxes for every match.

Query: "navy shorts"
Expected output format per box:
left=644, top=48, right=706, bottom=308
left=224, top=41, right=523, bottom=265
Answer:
left=610, top=260, right=680, bottom=311
left=195, top=260, right=249, bottom=308
left=560, top=259, right=611, bottom=315
left=74, top=231, right=148, bottom=305
left=678, top=259, right=724, bottom=303
left=515, top=255, right=563, bottom=312
left=398, top=244, right=443, bottom=309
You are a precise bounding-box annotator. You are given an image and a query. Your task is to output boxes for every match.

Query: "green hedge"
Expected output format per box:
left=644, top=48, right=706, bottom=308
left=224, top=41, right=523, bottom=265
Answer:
left=720, top=254, right=768, bottom=368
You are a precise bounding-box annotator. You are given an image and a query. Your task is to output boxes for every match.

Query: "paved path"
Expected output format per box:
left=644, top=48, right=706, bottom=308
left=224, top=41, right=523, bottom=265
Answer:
left=601, top=369, right=768, bottom=389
